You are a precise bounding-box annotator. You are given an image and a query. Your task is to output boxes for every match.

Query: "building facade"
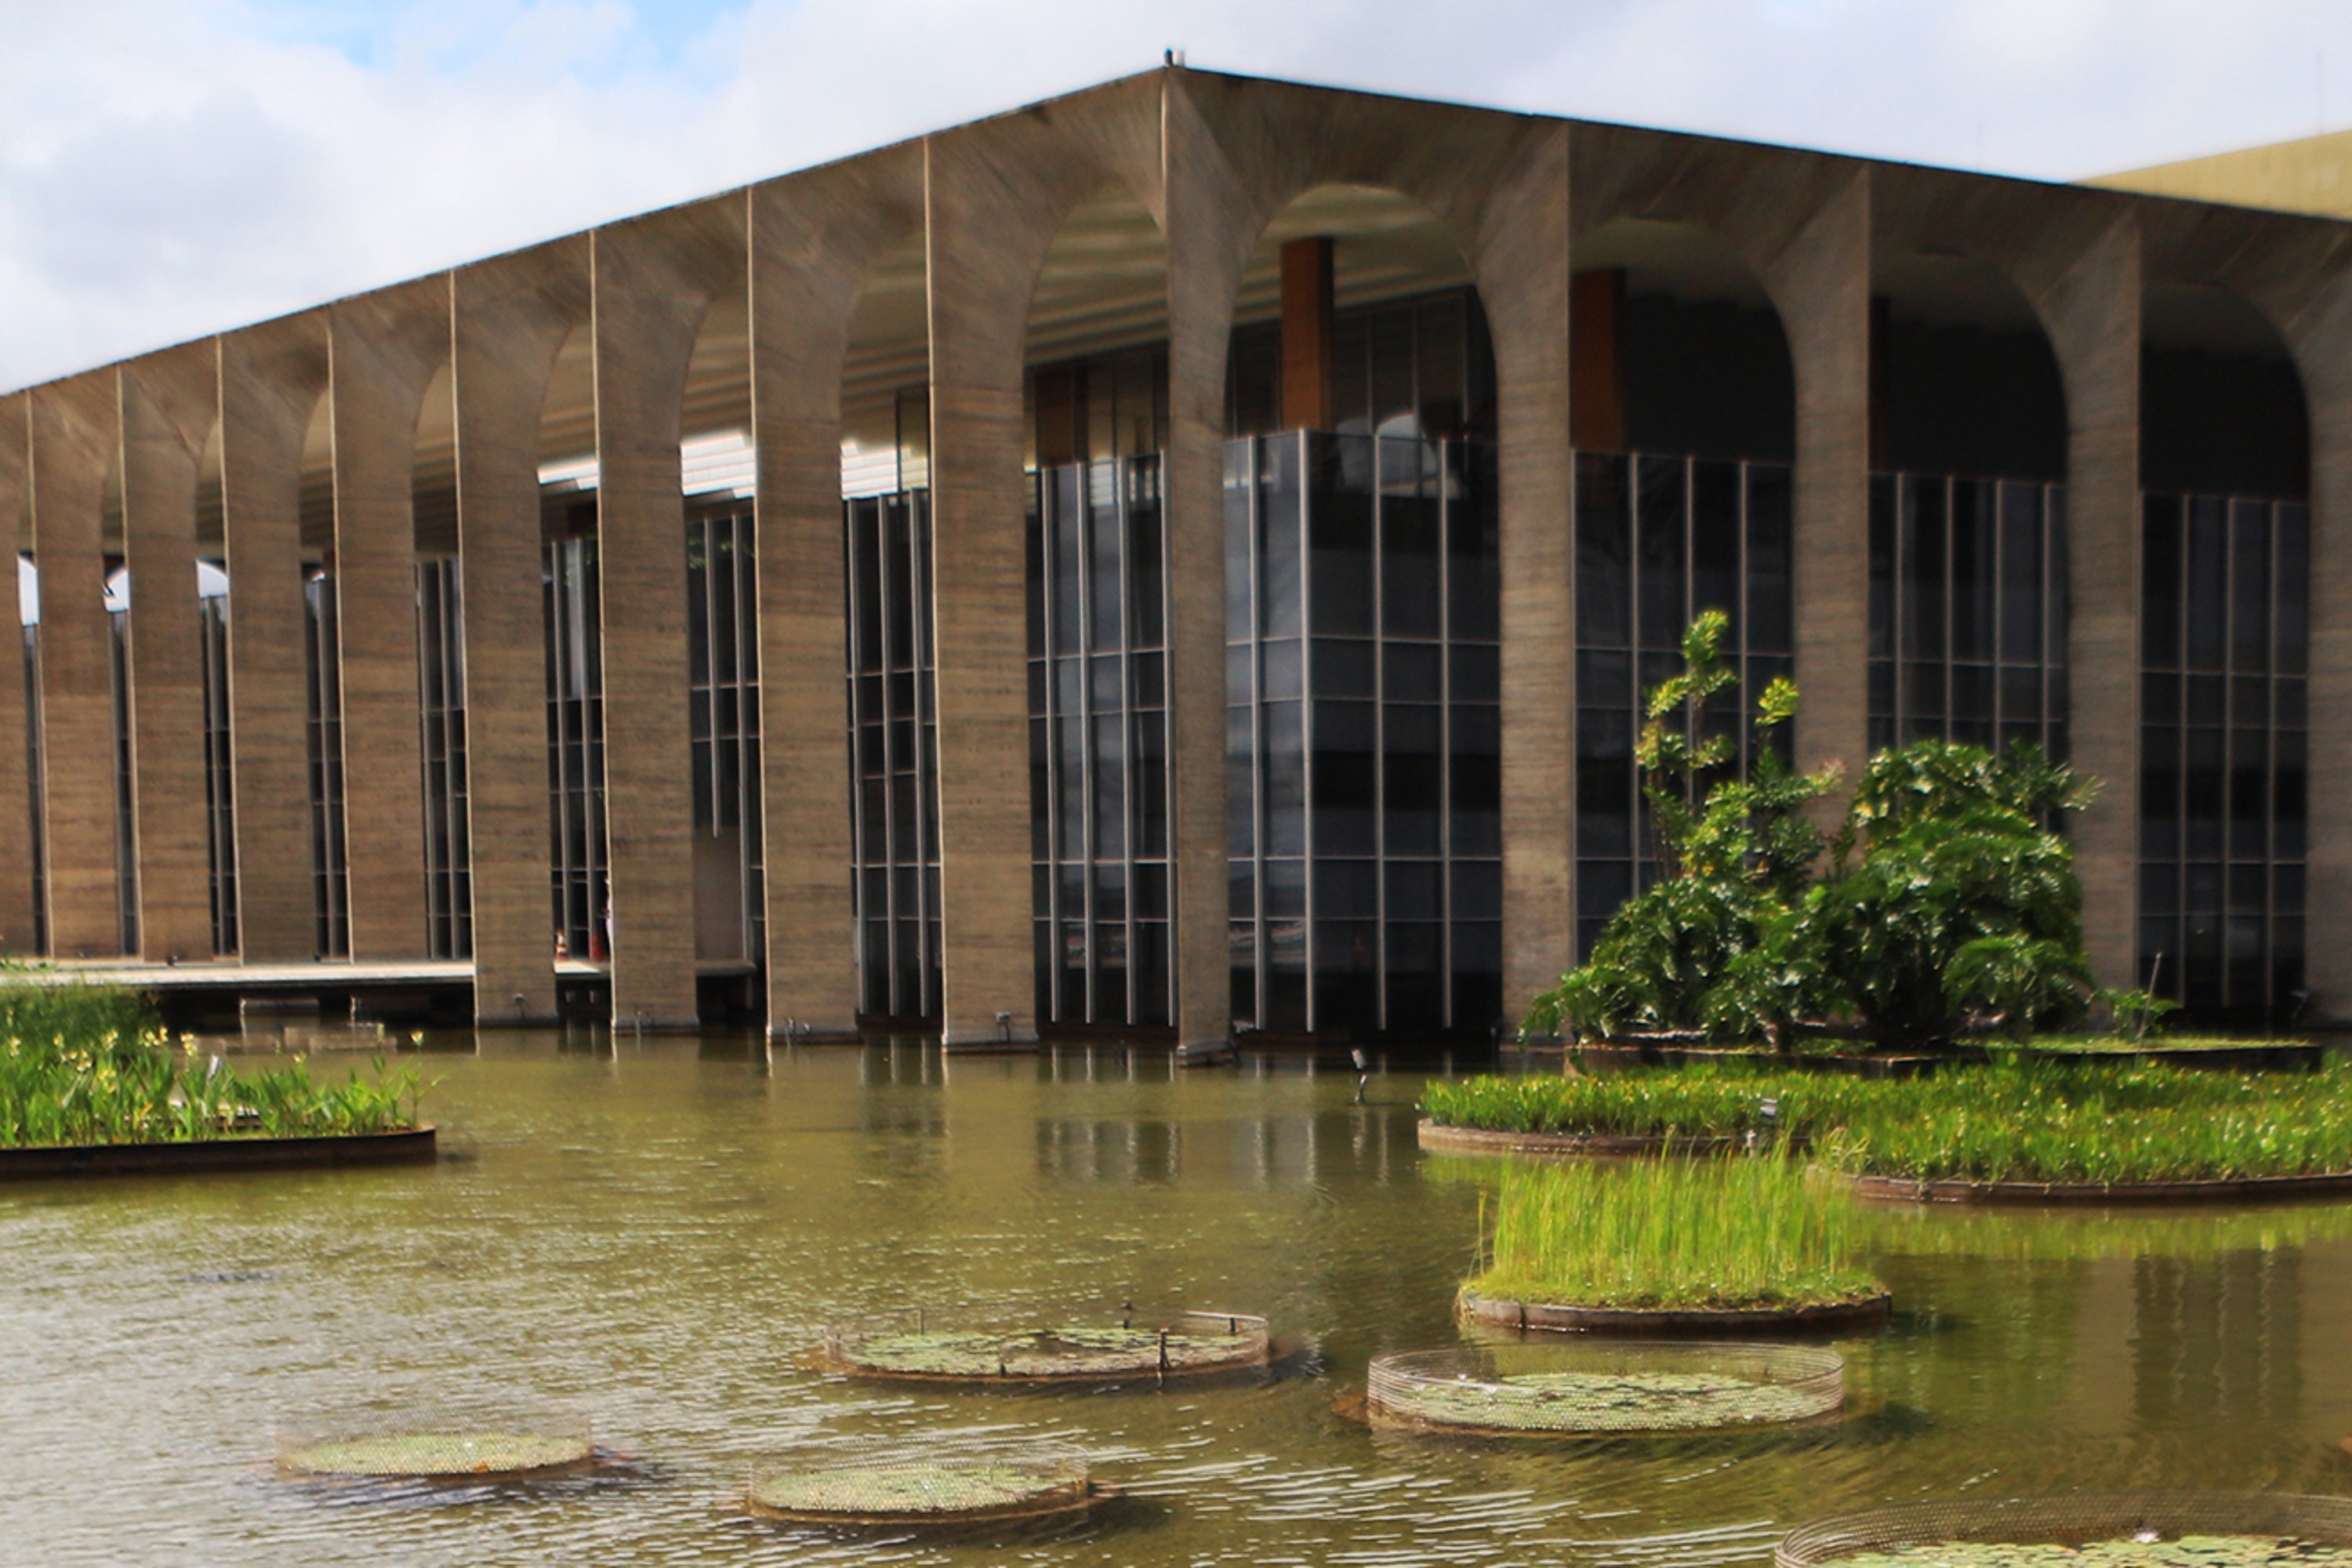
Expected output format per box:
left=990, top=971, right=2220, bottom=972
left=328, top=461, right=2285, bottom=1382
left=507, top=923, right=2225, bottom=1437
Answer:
left=2, top=68, right=2348, bottom=1045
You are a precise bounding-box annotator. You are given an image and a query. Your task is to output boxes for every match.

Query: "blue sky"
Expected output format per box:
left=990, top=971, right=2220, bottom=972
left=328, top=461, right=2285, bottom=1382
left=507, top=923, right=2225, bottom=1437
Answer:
left=4, top=0, right=2350, bottom=390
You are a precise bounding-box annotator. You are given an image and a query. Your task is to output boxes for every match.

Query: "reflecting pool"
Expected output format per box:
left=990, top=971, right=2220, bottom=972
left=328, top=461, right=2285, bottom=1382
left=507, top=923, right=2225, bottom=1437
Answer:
left=5, top=1034, right=2352, bottom=1566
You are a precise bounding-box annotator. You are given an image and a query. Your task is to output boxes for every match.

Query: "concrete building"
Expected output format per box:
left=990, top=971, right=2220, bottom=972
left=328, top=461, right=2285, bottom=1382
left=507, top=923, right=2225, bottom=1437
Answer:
left=1, top=67, right=2343, bottom=1046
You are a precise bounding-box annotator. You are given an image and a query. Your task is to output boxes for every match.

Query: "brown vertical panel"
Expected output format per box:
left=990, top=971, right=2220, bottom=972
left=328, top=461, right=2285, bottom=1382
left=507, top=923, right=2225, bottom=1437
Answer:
left=28, top=374, right=122, bottom=956
left=1279, top=235, right=1334, bottom=431
left=2029, top=214, right=2143, bottom=994
left=591, top=200, right=743, bottom=1029
left=0, top=396, right=34, bottom=952
left=118, top=346, right=218, bottom=960
left=453, top=240, right=588, bottom=1022
left=218, top=319, right=327, bottom=961
left=1569, top=267, right=1624, bottom=452
left=328, top=282, right=446, bottom=960
left=750, top=151, right=923, bottom=1041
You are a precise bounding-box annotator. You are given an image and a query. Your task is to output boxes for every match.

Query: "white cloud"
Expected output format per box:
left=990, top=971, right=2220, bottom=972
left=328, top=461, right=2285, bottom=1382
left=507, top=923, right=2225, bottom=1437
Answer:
left=2, top=0, right=2350, bottom=390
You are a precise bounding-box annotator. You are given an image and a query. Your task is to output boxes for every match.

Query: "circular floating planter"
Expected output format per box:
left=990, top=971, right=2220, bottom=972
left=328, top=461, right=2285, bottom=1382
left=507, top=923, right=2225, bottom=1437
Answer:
left=1460, top=1290, right=1890, bottom=1338
left=745, top=1439, right=1097, bottom=1528
left=821, top=1308, right=1270, bottom=1384
left=1417, top=1120, right=1742, bottom=1160
left=1367, top=1341, right=1843, bottom=1437
left=0, top=1124, right=436, bottom=1180
left=1842, top=1168, right=2352, bottom=1207
left=276, top=1408, right=596, bottom=1482
left=1777, top=1491, right=2352, bottom=1568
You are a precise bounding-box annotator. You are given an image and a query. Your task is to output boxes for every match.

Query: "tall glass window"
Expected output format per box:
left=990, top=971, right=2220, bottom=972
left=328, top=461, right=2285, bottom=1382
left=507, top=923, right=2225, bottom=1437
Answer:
left=303, top=569, right=350, bottom=959
left=544, top=533, right=606, bottom=961
left=688, top=508, right=763, bottom=964
left=1573, top=452, right=1794, bottom=957
left=417, top=557, right=470, bottom=960
left=1867, top=474, right=2068, bottom=755
left=1027, top=455, right=1173, bottom=1028
left=2140, top=492, right=2307, bottom=1020
left=199, top=586, right=236, bottom=956
left=844, top=489, right=941, bottom=1021
left=21, top=620, right=44, bottom=955
left=107, top=599, right=136, bottom=953
left=1227, top=431, right=1501, bottom=1036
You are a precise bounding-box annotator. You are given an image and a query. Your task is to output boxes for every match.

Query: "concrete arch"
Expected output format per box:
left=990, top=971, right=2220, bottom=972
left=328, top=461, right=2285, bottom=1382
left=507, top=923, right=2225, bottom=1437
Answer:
left=117, top=341, right=221, bottom=960
left=750, top=141, right=926, bottom=1040
left=449, top=233, right=590, bottom=1022
left=590, top=194, right=747, bottom=1028
left=0, top=395, right=31, bottom=951
left=218, top=312, right=329, bottom=962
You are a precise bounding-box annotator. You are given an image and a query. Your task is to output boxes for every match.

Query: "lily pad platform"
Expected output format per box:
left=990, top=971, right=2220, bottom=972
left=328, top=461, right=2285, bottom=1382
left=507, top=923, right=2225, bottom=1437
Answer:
left=1367, top=1341, right=1843, bottom=1437
left=746, top=1441, right=1096, bottom=1527
left=821, top=1308, right=1270, bottom=1384
left=276, top=1415, right=597, bottom=1482
left=1777, top=1492, right=2352, bottom=1568
left=1460, top=1290, right=1891, bottom=1338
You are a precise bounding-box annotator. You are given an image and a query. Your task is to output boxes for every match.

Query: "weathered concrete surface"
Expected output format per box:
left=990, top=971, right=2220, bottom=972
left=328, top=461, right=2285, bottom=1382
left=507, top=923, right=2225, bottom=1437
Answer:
left=591, top=197, right=745, bottom=1029
left=117, top=343, right=220, bottom=960
left=218, top=317, right=328, bottom=961
left=329, top=281, right=447, bottom=960
left=29, top=374, right=123, bottom=956
left=452, top=238, right=589, bottom=1023
left=0, top=397, right=34, bottom=952
left=749, top=148, right=923, bottom=1040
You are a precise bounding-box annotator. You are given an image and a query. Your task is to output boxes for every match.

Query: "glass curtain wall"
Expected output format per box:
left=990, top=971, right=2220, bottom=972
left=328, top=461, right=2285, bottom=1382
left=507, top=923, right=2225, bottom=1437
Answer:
left=21, top=622, right=44, bottom=954
left=1227, top=431, right=1501, bottom=1035
left=544, top=532, right=608, bottom=961
left=844, top=490, right=941, bottom=1021
left=2140, top=492, right=2308, bottom=1021
left=1027, top=455, right=1173, bottom=1029
left=417, top=557, right=470, bottom=960
left=1573, top=452, right=1794, bottom=958
left=1867, top=474, right=2069, bottom=754
left=199, top=589, right=237, bottom=956
left=688, top=507, right=764, bottom=964
left=303, top=569, right=350, bottom=959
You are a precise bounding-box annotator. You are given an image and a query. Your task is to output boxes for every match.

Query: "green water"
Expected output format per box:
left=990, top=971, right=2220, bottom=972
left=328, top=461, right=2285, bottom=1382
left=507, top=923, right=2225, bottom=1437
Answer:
left=5, top=1033, right=2352, bottom=1566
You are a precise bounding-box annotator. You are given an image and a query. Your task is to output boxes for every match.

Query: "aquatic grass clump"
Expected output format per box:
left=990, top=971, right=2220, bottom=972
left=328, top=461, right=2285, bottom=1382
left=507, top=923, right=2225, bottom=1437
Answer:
left=1466, top=1155, right=1880, bottom=1312
left=1425, top=1062, right=2352, bottom=1185
left=0, top=977, right=424, bottom=1148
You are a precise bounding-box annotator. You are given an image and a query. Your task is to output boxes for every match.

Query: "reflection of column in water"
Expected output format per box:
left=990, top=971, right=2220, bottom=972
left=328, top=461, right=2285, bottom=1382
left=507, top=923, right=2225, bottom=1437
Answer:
left=2130, top=1247, right=2302, bottom=1432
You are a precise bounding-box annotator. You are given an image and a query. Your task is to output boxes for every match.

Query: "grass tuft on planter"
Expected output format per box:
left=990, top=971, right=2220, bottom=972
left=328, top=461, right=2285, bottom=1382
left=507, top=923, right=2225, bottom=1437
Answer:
left=1465, top=1155, right=1881, bottom=1313
left=1425, top=1062, right=2352, bottom=1185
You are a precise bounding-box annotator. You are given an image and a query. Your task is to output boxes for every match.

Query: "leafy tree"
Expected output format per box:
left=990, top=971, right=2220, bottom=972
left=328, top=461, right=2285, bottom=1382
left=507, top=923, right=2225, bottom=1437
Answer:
left=1528, top=618, right=2172, bottom=1054
left=1526, top=613, right=1833, bottom=1047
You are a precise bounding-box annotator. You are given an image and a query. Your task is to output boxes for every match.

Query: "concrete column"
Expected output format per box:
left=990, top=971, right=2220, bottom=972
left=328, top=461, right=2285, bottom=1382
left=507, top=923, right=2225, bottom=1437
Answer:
left=1766, top=170, right=1875, bottom=799
left=28, top=374, right=122, bottom=956
left=590, top=200, right=744, bottom=1029
left=219, top=319, right=328, bottom=961
left=328, top=282, right=445, bottom=960
left=117, top=346, right=218, bottom=960
left=1478, top=125, right=1577, bottom=1029
left=0, top=396, right=34, bottom=952
left=2292, top=272, right=2352, bottom=1017
left=452, top=241, right=588, bottom=1024
left=750, top=161, right=920, bottom=1042
left=924, top=132, right=1054, bottom=1047
left=2027, top=212, right=2142, bottom=996
left=1162, top=81, right=1257, bottom=1053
